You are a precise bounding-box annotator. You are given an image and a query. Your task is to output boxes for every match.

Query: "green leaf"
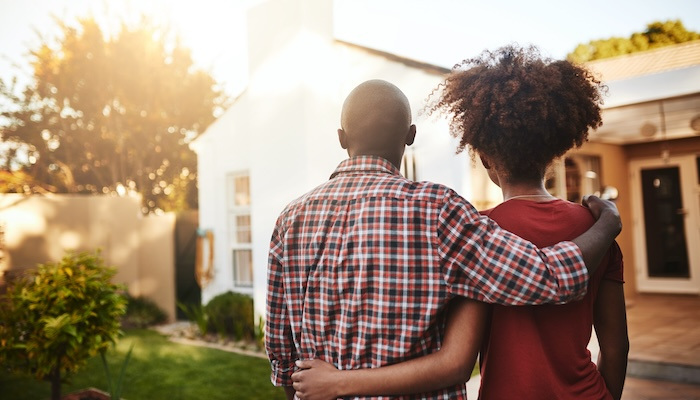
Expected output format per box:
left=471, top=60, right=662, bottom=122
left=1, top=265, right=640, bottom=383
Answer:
left=0, top=251, right=127, bottom=385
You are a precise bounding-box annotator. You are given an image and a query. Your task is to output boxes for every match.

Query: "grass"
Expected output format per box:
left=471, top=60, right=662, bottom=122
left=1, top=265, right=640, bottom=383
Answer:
left=0, top=329, right=285, bottom=400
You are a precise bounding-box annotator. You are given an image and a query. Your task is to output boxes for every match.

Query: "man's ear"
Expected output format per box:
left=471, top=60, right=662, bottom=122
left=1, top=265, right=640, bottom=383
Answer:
left=338, top=128, right=348, bottom=149
left=479, top=154, right=491, bottom=169
left=405, top=124, right=417, bottom=146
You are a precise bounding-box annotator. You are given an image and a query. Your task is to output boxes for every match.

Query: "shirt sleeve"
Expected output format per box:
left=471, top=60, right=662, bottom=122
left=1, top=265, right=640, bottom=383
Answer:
left=265, top=221, right=297, bottom=387
left=437, top=191, right=589, bottom=305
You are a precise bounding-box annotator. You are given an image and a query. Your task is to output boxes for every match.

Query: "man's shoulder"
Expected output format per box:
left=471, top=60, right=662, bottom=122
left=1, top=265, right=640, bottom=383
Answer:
left=274, top=179, right=343, bottom=222
left=276, top=185, right=321, bottom=218
left=392, top=178, right=460, bottom=203
left=279, top=177, right=465, bottom=216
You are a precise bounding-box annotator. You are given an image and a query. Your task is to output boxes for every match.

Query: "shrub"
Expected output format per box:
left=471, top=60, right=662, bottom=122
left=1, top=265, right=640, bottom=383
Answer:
left=204, top=291, right=254, bottom=341
left=122, top=294, right=168, bottom=328
left=0, top=251, right=127, bottom=400
left=255, top=316, right=265, bottom=350
left=177, top=301, right=209, bottom=336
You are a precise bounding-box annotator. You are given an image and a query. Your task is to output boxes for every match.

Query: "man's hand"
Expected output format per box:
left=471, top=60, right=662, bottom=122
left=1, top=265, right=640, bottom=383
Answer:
left=569, top=195, right=622, bottom=276
left=582, top=195, right=622, bottom=237
left=292, top=359, right=342, bottom=400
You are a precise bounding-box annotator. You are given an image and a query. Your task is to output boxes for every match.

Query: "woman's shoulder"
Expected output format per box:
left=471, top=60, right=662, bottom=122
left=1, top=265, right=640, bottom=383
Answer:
left=479, top=207, right=495, bottom=217
left=484, top=198, right=595, bottom=231
left=484, top=198, right=588, bottom=213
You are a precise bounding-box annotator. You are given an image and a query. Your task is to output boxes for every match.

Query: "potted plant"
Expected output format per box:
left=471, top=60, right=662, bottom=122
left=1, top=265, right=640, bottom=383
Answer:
left=0, top=251, right=127, bottom=400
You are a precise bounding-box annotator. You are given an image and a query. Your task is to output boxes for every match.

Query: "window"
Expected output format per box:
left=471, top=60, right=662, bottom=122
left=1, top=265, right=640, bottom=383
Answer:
left=546, top=155, right=602, bottom=202
left=227, top=173, right=253, bottom=287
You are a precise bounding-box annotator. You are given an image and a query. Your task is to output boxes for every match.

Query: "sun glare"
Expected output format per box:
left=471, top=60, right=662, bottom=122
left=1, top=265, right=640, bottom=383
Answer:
left=11, top=0, right=251, bottom=96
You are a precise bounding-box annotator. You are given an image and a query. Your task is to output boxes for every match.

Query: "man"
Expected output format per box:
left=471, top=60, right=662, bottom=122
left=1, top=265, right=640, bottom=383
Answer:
left=266, top=79, right=621, bottom=399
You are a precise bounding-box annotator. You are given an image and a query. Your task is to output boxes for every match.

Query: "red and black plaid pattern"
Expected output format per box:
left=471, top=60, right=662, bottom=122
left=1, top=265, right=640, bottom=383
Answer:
left=266, top=156, right=587, bottom=399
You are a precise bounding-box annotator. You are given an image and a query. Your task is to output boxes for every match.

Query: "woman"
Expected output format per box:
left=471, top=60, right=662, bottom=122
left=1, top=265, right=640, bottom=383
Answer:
left=291, top=45, right=629, bottom=400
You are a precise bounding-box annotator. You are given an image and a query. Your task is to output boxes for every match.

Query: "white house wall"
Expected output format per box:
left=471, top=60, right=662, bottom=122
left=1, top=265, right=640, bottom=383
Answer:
left=194, top=0, right=475, bottom=318
left=195, top=94, right=255, bottom=302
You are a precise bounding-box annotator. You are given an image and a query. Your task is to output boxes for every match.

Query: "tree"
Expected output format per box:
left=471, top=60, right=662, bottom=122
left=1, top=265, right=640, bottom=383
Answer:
left=0, top=251, right=127, bottom=400
left=0, top=16, right=228, bottom=213
left=568, top=20, right=700, bottom=63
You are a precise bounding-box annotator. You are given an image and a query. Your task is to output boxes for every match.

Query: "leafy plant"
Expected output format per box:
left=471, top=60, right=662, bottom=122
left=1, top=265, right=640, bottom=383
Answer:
left=100, top=344, right=134, bottom=400
left=177, top=301, right=208, bottom=336
left=204, top=291, right=254, bottom=341
left=122, top=294, right=168, bottom=328
left=255, top=316, right=265, bottom=350
left=0, top=251, right=127, bottom=400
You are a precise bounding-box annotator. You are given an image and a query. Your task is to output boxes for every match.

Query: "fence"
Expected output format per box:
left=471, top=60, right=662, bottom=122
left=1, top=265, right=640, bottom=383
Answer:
left=0, top=193, right=177, bottom=321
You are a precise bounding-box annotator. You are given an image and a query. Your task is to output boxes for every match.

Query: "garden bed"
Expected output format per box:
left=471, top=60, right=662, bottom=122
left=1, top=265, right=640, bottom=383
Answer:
left=153, top=321, right=265, bottom=359
left=62, top=387, right=112, bottom=400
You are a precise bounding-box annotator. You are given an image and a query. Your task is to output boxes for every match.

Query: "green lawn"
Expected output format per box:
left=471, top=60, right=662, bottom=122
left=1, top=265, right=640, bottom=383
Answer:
left=0, top=329, right=285, bottom=400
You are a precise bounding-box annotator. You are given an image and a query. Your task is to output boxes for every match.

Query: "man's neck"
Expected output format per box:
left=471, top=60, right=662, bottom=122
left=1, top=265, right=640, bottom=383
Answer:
left=349, top=151, right=402, bottom=169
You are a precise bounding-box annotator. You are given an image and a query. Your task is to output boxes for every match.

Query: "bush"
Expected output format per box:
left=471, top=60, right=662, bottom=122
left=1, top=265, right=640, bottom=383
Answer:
left=0, top=251, right=127, bottom=400
left=204, top=292, right=254, bottom=341
left=122, top=294, right=168, bottom=328
left=177, top=301, right=209, bottom=335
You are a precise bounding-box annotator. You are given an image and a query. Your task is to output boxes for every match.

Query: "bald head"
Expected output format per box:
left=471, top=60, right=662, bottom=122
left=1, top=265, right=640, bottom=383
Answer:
left=338, top=80, right=416, bottom=167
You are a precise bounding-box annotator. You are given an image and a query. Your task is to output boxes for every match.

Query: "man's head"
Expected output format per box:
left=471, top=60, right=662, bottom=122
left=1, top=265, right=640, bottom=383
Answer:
left=338, top=79, right=416, bottom=168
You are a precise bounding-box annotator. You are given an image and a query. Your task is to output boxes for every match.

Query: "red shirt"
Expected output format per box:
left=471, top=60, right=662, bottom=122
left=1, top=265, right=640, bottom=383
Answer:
left=478, top=199, right=624, bottom=400
left=266, top=156, right=589, bottom=399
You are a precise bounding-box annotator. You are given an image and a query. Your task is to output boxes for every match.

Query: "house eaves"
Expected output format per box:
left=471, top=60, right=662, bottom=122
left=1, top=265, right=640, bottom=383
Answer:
left=334, top=39, right=451, bottom=77
left=602, top=66, right=700, bottom=109
left=189, top=89, right=247, bottom=150
left=586, top=40, right=700, bottom=109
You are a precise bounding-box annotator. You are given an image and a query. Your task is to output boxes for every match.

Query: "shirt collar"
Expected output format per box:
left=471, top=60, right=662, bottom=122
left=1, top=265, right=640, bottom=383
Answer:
left=330, top=155, right=401, bottom=179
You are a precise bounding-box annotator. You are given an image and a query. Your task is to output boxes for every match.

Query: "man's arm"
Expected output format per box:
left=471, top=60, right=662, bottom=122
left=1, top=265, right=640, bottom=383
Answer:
left=570, top=195, right=622, bottom=275
left=440, top=193, right=621, bottom=305
left=283, top=387, right=296, bottom=400
left=266, top=223, right=298, bottom=389
left=292, top=298, right=487, bottom=399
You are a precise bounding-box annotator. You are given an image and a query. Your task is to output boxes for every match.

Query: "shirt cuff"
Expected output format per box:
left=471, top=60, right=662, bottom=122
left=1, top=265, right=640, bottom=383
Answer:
left=547, top=240, right=589, bottom=302
left=270, top=359, right=295, bottom=387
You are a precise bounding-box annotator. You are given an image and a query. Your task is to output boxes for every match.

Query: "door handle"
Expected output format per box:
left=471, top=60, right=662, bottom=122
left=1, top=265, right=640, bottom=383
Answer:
left=676, top=208, right=688, bottom=215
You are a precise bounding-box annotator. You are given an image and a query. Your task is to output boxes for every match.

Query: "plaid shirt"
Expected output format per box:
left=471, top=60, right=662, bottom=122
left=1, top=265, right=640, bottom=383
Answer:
left=266, top=156, right=587, bottom=399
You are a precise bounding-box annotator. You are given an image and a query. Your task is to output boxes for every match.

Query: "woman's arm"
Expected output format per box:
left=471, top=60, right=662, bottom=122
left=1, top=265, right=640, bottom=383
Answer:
left=593, top=279, right=629, bottom=400
left=291, top=297, right=488, bottom=400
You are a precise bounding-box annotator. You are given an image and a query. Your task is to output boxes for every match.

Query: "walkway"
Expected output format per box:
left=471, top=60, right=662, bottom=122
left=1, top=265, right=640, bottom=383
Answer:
left=626, top=293, right=700, bottom=371
left=622, top=293, right=700, bottom=399
left=622, top=376, right=700, bottom=399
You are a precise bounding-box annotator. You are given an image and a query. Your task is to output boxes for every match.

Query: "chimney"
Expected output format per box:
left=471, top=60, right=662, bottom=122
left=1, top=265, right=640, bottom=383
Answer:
left=246, top=0, right=333, bottom=74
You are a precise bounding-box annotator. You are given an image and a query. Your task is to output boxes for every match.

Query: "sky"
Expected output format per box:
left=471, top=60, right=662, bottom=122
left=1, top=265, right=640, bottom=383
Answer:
left=0, top=0, right=699, bottom=96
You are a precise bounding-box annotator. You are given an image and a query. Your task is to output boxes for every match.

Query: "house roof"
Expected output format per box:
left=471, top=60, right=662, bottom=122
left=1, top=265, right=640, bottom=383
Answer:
left=585, top=40, right=700, bottom=81
left=586, top=42, right=700, bottom=144
left=334, top=40, right=450, bottom=77
left=192, top=33, right=451, bottom=148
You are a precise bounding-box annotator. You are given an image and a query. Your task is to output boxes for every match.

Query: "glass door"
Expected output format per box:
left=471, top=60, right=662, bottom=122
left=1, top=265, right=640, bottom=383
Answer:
left=630, top=155, right=700, bottom=293
left=640, top=167, right=690, bottom=278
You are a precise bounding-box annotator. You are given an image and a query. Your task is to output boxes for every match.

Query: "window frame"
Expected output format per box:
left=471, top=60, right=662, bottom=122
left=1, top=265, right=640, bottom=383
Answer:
left=226, top=172, right=253, bottom=288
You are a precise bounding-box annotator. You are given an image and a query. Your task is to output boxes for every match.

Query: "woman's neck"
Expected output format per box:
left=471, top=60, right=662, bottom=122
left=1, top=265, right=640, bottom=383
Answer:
left=501, top=181, right=555, bottom=202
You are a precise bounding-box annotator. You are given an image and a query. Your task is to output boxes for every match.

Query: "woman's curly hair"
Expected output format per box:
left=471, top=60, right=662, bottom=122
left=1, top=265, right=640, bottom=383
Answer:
left=428, top=45, right=605, bottom=182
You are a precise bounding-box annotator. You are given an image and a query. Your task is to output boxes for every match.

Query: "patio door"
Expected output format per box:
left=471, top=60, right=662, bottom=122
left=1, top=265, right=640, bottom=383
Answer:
left=630, top=155, right=700, bottom=293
